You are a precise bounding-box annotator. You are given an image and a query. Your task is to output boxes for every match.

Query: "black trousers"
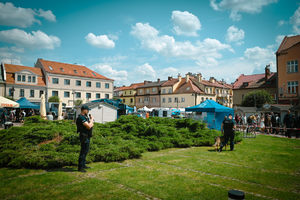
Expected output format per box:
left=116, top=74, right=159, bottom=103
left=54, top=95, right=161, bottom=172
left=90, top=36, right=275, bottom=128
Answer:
left=78, top=137, right=90, bottom=170
left=222, top=132, right=235, bottom=150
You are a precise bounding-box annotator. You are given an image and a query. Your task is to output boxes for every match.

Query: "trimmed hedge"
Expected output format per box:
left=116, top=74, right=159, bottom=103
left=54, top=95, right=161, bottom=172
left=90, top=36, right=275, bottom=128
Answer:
left=0, top=115, right=243, bottom=168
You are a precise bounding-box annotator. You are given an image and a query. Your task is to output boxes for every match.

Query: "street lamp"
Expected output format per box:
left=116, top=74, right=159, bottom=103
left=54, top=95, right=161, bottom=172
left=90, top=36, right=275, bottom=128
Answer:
left=10, top=87, right=15, bottom=99
left=176, top=97, right=180, bottom=109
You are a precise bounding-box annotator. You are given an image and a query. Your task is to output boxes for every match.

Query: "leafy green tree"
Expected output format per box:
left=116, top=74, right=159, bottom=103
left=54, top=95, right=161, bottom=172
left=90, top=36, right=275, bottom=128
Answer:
left=74, top=99, right=83, bottom=106
left=5, top=96, right=15, bottom=101
left=48, top=96, right=60, bottom=102
left=241, top=90, right=274, bottom=108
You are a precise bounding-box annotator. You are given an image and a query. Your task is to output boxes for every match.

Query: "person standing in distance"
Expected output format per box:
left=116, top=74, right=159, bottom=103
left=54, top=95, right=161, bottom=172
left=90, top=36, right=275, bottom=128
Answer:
left=220, top=114, right=236, bottom=152
left=283, top=110, right=293, bottom=138
left=77, top=105, right=94, bottom=172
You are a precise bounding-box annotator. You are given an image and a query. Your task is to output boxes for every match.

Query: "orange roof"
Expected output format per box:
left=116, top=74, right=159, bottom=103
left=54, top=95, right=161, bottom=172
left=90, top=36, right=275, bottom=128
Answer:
left=277, top=35, right=300, bottom=54
left=162, top=78, right=179, bottom=86
left=233, top=72, right=276, bottom=89
left=38, top=58, right=113, bottom=80
left=173, top=77, right=205, bottom=94
left=4, top=63, right=46, bottom=86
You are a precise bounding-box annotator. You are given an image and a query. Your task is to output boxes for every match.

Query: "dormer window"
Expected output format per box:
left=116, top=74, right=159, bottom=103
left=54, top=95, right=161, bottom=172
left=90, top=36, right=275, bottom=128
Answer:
left=186, top=87, right=190, bottom=90
left=83, top=71, right=87, bottom=75
left=73, top=70, right=78, bottom=74
left=92, top=72, right=96, bottom=76
left=49, top=66, right=53, bottom=70
left=243, top=82, right=248, bottom=86
left=60, top=68, right=64, bottom=72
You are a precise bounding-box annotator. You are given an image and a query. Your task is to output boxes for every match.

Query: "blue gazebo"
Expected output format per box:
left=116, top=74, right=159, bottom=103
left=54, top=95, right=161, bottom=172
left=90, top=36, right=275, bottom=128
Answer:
left=185, top=100, right=234, bottom=130
left=16, top=97, right=40, bottom=109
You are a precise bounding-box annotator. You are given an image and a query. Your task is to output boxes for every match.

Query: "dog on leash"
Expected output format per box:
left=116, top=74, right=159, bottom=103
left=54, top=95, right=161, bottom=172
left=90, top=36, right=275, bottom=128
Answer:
left=213, top=136, right=227, bottom=152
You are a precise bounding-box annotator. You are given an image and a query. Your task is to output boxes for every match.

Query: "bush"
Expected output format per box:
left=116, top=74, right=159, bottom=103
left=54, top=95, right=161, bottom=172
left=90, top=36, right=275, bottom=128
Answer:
left=0, top=115, right=243, bottom=169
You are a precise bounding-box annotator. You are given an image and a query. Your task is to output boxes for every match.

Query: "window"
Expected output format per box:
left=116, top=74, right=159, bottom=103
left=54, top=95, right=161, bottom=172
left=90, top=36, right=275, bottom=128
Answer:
left=163, top=111, right=168, bottom=117
left=30, top=90, right=34, bottom=97
left=242, top=94, right=245, bottom=100
left=168, top=98, right=172, bottom=103
left=201, top=97, right=204, bottom=102
left=174, top=97, right=178, bottom=102
left=83, top=71, right=87, bottom=75
left=163, top=89, right=166, bottom=94
left=96, top=82, right=101, bottom=88
left=287, top=81, right=299, bottom=93
left=73, top=70, right=78, bottom=74
left=130, top=98, right=133, bottom=103
left=162, top=98, right=165, bottom=103
left=226, top=90, right=228, bottom=94
left=92, top=72, right=96, bottom=76
left=64, top=91, right=70, bottom=97
left=76, top=80, right=81, bottom=86
left=28, top=76, right=31, bottom=82
left=17, top=75, right=21, bottom=81
left=139, top=89, right=143, bottom=93
left=287, top=60, right=298, bottom=73
left=86, top=81, right=91, bottom=87
left=144, top=97, right=149, bottom=102
left=86, top=93, right=91, bottom=99
left=152, top=97, right=156, bottom=103
left=216, top=89, right=219, bottom=94
left=105, top=94, right=109, bottom=99
left=210, top=88, right=212, bottom=93
left=123, top=99, right=125, bottom=103
left=76, top=92, right=81, bottom=98
left=20, top=89, right=24, bottom=97
left=130, top=91, right=132, bottom=95
left=152, top=88, right=156, bottom=92
left=52, top=91, right=58, bottom=97
left=125, top=91, right=127, bottom=95
left=210, top=98, right=212, bottom=100
left=243, top=82, right=248, bottom=86
left=39, top=90, right=43, bottom=97
left=105, top=83, right=109, bottom=89
left=96, top=93, right=100, bottom=99
left=206, top=88, right=208, bottom=93
left=146, top=89, right=149, bottom=93
left=53, top=78, right=59, bottom=84
left=49, top=66, right=53, bottom=70
left=32, top=76, right=36, bottom=83
left=186, top=87, right=190, bottom=91
left=206, top=98, right=208, bottom=100
left=64, top=79, right=70, bottom=85
left=139, top=98, right=142, bottom=103
left=168, top=89, right=172, bottom=93
left=60, top=68, right=64, bottom=72
left=181, top=97, right=185, bottom=102
left=8, top=88, right=12, bottom=96
left=22, top=75, right=26, bottom=82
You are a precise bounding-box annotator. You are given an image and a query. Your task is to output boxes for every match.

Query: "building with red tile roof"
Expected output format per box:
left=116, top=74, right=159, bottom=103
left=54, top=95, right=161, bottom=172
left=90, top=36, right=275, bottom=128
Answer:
left=35, top=58, right=114, bottom=106
left=1, top=63, right=46, bottom=102
left=276, top=35, right=300, bottom=105
left=120, top=82, right=145, bottom=107
left=232, top=65, right=277, bottom=106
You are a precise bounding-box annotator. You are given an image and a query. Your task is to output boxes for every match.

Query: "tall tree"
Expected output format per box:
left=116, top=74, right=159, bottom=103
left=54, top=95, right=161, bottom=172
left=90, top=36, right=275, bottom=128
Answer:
left=241, top=90, right=274, bottom=108
left=48, top=96, right=60, bottom=103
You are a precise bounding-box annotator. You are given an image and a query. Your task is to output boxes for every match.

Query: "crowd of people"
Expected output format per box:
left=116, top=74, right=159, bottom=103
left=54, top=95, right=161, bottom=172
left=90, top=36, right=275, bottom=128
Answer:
left=1, top=109, right=37, bottom=125
left=234, top=110, right=300, bottom=138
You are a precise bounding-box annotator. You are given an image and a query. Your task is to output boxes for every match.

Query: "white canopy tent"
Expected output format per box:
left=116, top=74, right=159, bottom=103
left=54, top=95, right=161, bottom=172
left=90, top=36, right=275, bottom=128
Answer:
left=138, top=106, right=152, bottom=112
left=0, top=96, right=19, bottom=108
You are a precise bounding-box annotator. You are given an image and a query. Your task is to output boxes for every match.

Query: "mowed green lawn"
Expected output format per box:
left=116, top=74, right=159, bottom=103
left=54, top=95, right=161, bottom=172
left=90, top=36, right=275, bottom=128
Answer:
left=1, top=135, right=300, bottom=200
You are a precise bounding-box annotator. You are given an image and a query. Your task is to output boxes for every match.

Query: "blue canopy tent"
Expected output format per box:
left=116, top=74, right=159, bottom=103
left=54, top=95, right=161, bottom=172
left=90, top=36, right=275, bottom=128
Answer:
left=16, top=97, right=40, bottom=109
left=185, top=99, right=234, bottom=130
left=171, top=109, right=180, bottom=115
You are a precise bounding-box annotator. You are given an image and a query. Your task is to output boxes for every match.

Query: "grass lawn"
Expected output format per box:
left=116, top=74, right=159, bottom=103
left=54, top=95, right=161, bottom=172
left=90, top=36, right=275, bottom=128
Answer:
left=1, top=134, right=299, bottom=200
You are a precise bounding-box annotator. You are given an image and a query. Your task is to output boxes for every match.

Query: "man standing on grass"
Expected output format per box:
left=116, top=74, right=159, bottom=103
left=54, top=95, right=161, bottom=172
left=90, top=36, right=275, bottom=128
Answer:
left=220, top=114, right=236, bottom=152
left=283, top=110, right=293, bottom=138
left=77, top=105, right=94, bottom=172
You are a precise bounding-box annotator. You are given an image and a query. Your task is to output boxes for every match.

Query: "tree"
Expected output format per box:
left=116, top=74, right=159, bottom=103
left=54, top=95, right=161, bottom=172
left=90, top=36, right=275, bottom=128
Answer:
left=241, top=90, right=274, bottom=108
left=74, top=99, right=83, bottom=106
left=48, top=96, right=60, bottom=102
left=5, top=96, right=15, bottom=101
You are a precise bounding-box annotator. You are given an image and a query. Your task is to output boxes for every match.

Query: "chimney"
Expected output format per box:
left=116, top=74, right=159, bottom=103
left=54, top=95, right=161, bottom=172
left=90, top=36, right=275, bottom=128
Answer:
left=265, top=64, right=270, bottom=80
left=168, top=76, right=173, bottom=80
left=144, top=80, right=148, bottom=84
left=123, top=85, right=125, bottom=87
left=209, top=77, right=215, bottom=83
left=186, top=74, right=189, bottom=83
left=178, top=74, right=182, bottom=82
left=157, top=78, right=160, bottom=82
left=197, top=73, right=202, bottom=83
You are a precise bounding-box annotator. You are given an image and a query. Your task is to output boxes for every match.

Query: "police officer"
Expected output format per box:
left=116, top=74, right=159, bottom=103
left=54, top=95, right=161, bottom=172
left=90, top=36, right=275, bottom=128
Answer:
left=220, top=114, right=236, bottom=152
left=77, top=105, right=94, bottom=172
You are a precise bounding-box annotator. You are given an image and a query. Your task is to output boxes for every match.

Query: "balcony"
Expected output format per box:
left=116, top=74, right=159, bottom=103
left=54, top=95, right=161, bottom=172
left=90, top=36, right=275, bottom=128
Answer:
left=217, top=93, right=229, bottom=99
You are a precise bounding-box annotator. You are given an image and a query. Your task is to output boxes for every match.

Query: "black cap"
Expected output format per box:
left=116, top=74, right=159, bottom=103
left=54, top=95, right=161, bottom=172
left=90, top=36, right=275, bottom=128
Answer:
left=81, top=105, right=91, bottom=110
left=229, top=114, right=232, bottom=116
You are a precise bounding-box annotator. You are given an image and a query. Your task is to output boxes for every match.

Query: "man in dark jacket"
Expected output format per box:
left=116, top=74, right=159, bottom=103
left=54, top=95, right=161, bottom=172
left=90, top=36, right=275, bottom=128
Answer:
left=283, top=110, right=293, bottom=138
left=220, top=114, right=236, bottom=152
left=271, top=112, right=276, bottom=134
left=296, top=115, right=300, bottom=138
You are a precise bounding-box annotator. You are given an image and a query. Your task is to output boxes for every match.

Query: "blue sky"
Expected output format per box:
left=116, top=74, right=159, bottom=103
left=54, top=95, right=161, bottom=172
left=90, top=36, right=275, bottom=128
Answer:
left=0, top=0, right=299, bottom=86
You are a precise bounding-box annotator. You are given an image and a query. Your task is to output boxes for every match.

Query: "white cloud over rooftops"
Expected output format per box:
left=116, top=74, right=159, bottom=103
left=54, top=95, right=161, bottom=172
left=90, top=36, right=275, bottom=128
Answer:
left=171, top=10, right=201, bottom=36
left=0, top=2, right=56, bottom=28
left=289, top=6, right=300, bottom=34
left=210, top=0, right=278, bottom=21
left=226, top=25, right=245, bottom=45
left=85, top=33, right=115, bottom=49
left=0, top=29, right=61, bottom=49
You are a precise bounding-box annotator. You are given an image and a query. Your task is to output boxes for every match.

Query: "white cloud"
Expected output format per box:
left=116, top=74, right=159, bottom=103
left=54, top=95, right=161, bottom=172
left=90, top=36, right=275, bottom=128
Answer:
left=0, top=2, right=56, bottom=28
left=1, top=58, right=22, bottom=65
left=162, top=67, right=178, bottom=77
left=10, top=46, right=24, bottom=53
left=134, top=63, right=156, bottom=79
left=196, top=57, right=219, bottom=68
left=210, top=0, right=278, bottom=21
left=0, top=29, right=61, bottom=49
left=289, top=6, right=300, bottom=34
left=171, top=11, right=201, bottom=36
left=278, top=20, right=287, bottom=26
left=225, top=25, right=245, bottom=45
left=85, top=33, right=115, bottom=49
left=0, top=47, right=22, bottom=65
left=130, top=22, right=233, bottom=64
left=101, top=55, right=127, bottom=63
left=37, top=9, right=56, bottom=22
left=93, top=64, right=128, bottom=84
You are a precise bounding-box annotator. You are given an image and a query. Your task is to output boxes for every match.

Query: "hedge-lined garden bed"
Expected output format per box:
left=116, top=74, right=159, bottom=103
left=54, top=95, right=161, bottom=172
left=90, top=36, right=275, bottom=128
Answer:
left=0, top=115, right=242, bottom=169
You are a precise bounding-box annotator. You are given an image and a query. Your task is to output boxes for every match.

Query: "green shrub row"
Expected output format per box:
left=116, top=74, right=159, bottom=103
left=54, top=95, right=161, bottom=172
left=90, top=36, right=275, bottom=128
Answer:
left=0, top=115, right=243, bottom=169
